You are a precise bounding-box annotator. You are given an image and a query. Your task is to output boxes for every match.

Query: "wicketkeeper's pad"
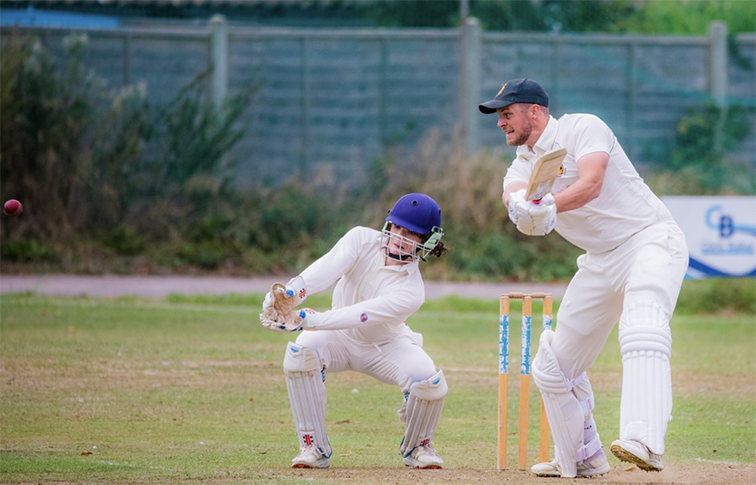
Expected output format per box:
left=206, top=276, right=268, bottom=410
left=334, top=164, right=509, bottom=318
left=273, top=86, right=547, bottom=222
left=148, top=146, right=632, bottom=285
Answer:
left=283, top=342, right=331, bottom=457
left=400, top=370, right=447, bottom=457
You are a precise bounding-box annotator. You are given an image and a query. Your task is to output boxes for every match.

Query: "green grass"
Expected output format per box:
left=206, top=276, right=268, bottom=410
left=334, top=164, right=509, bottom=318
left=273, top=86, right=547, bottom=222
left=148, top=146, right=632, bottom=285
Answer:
left=0, top=290, right=754, bottom=484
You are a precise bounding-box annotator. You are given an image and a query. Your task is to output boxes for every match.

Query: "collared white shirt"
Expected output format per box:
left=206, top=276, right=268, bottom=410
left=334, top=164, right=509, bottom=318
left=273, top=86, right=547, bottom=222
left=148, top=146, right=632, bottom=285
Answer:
left=504, top=114, right=674, bottom=253
left=299, top=226, right=425, bottom=343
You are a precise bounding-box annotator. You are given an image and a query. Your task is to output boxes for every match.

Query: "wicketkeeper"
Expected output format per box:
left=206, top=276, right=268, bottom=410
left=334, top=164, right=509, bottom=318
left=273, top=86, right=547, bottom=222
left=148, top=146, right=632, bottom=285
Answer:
left=260, top=193, right=448, bottom=469
left=479, top=78, right=689, bottom=477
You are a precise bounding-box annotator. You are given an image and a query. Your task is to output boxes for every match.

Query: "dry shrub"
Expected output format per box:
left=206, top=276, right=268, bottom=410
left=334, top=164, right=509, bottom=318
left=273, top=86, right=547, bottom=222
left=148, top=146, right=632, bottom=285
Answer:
left=367, top=126, right=513, bottom=233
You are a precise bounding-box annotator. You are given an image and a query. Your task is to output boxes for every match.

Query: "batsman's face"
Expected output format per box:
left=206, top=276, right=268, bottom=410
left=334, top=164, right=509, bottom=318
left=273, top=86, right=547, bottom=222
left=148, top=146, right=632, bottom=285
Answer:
left=496, top=104, right=532, bottom=147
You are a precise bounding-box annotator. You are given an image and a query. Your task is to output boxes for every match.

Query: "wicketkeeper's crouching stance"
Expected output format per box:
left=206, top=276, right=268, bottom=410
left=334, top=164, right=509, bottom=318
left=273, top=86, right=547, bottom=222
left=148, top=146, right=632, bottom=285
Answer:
left=260, top=193, right=449, bottom=469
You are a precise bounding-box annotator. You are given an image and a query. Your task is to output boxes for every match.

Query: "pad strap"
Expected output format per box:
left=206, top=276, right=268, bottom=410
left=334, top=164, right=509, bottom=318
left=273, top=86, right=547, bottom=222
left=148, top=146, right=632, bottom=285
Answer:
left=575, top=412, right=603, bottom=462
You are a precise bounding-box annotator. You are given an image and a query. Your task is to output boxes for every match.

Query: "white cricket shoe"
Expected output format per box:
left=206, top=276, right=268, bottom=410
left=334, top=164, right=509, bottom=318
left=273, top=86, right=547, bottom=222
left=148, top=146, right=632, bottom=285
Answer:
left=531, top=454, right=611, bottom=478
left=610, top=439, right=664, bottom=472
left=403, top=444, right=444, bottom=469
left=291, top=445, right=330, bottom=469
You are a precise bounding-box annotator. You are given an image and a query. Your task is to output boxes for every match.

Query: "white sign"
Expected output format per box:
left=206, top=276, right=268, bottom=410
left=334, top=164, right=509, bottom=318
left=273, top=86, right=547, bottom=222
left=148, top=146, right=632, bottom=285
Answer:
left=662, top=196, right=756, bottom=278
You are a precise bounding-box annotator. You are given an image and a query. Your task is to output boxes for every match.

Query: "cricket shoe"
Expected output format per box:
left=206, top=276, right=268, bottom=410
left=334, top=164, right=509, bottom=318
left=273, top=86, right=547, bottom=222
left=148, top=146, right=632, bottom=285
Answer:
left=403, top=444, right=443, bottom=469
left=531, top=453, right=611, bottom=478
left=291, top=445, right=330, bottom=469
left=610, top=439, right=663, bottom=472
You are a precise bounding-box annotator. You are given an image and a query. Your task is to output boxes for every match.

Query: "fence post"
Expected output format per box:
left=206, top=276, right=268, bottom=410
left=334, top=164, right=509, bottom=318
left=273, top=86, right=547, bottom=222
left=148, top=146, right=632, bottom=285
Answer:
left=460, top=16, right=481, bottom=156
left=709, top=20, right=728, bottom=152
left=210, top=14, right=228, bottom=109
left=708, top=21, right=728, bottom=106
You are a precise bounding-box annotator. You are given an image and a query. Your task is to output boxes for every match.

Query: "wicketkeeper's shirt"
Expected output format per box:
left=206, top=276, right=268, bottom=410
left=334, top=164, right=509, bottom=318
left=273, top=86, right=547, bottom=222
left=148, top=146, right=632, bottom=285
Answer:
left=298, top=226, right=425, bottom=343
left=503, top=114, right=675, bottom=253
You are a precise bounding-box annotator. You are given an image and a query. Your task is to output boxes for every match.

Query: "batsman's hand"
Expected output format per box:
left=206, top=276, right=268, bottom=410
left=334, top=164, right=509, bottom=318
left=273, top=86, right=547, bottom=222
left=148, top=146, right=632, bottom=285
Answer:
left=516, top=198, right=556, bottom=236
left=260, top=283, right=304, bottom=333
left=508, top=189, right=527, bottom=224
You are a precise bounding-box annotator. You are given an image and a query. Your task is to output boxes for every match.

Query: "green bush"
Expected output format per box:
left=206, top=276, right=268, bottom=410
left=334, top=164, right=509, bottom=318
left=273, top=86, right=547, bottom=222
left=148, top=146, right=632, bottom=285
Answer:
left=0, top=239, right=58, bottom=263
left=449, top=230, right=527, bottom=278
left=675, top=278, right=755, bottom=315
left=2, top=30, right=752, bottom=283
left=99, top=227, right=146, bottom=256
left=0, top=31, right=254, bottom=272
left=615, top=0, right=756, bottom=35
left=648, top=103, right=755, bottom=195
left=360, top=0, right=756, bottom=35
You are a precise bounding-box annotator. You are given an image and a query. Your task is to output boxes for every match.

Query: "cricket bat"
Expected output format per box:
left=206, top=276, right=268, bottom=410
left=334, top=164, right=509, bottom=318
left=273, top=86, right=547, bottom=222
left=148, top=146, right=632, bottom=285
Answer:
left=525, top=148, right=567, bottom=202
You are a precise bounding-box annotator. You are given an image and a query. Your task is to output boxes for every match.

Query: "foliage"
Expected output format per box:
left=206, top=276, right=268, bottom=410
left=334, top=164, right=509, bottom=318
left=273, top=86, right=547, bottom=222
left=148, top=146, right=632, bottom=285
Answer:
left=647, top=102, right=755, bottom=195
left=613, top=0, right=756, bottom=35
left=0, top=31, right=254, bottom=269
left=0, top=239, right=58, bottom=263
left=358, top=0, right=634, bottom=32
left=359, top=0, right=461, bottom=28
left=356, top=0, right=755, bottom=34
left=480, top=0, right=639, bottom=33
left=0, top=29, right=752, bottom=281
left=0, top=32, right=104, bottom=243
left=467, top=0, right=549, bottom=31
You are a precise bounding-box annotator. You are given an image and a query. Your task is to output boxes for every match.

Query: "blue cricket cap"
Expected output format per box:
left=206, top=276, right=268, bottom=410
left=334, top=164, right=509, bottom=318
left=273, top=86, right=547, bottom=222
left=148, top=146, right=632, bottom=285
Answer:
left=478, top=78, right=549, bottom=114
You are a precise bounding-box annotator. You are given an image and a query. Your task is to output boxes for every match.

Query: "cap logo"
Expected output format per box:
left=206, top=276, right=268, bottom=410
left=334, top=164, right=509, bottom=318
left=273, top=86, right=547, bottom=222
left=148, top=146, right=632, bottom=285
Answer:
left=497, top=84, right=507, bottom=96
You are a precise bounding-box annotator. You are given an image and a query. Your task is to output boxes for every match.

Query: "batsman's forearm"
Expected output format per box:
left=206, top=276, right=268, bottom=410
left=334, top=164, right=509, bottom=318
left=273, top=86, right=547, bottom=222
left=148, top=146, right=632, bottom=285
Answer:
left=553, top=152, right=607, bottom=212
left=503, top=181, right=527, bottom=207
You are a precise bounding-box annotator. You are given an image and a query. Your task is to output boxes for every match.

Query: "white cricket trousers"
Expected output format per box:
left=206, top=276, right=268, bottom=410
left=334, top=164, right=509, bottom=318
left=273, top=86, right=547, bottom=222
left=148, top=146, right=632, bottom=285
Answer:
left=550, top=220, right=689, bottom=379
left=294, top=329, right=438, bottom=392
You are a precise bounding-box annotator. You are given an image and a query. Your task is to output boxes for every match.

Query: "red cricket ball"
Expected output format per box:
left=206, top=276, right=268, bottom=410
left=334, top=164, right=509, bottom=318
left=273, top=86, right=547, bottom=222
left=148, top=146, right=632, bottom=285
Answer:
left=3, top=199, right=23, bottom=216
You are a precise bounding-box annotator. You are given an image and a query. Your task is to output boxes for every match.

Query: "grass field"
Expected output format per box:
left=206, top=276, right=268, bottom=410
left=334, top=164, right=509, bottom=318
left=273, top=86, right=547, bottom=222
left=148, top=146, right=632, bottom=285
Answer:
left=0, top=288, right=754, bottom=485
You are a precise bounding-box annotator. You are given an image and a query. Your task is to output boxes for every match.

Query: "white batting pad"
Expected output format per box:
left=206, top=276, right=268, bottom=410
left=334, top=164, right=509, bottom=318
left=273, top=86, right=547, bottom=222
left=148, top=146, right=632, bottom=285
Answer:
left=400, top=370, right=447, bottom=457
left=618, top=300, right=673, bottom=455
left=532, top=330, right=584, bottom=478
left=283, top=342, right=331, bottom=457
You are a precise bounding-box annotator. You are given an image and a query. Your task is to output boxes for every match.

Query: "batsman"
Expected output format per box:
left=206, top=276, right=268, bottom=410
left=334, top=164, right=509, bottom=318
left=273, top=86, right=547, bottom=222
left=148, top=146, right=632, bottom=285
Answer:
left=260, top=193, right=448, bottom=469
left=479, top=78, right=689, bottom=477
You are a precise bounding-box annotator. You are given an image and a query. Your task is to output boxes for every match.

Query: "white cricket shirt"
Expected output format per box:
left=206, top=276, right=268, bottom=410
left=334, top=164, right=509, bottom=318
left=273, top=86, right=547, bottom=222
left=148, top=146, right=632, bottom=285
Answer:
left=503, top=114, right=674, bottom=253
left=298, top=226, right=425, bottom=343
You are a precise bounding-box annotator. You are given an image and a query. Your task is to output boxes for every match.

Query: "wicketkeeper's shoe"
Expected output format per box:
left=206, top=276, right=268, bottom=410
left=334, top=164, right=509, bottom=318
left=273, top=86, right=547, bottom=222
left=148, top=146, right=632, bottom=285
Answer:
left=531, top=452, right=611, bottom=478
left=403, top=444, right=443, bottom=469
left=610, top=439, right=664, bottom=472
left=291, top=445, right=330, bottom=469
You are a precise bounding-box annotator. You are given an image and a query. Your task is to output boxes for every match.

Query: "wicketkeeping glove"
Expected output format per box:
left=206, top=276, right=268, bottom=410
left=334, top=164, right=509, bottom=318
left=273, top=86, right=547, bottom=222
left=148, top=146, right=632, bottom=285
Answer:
left=260, top=283, right=305, bottom=333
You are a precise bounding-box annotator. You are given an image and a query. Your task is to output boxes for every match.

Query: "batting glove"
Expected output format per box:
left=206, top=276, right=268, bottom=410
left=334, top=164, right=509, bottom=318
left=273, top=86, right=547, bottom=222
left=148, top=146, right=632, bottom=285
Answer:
left=511, top=189, right=555, bottom=224
left=508, top=189, right=527, bottom=224
left=516, top=208, right=556, bottom=236
left=531, top=192, right=555, bottom=207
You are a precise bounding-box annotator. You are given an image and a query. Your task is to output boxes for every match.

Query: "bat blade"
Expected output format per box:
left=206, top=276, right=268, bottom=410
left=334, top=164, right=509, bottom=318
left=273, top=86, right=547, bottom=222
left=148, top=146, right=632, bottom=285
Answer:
left=525, top=148, right=567, bottom=202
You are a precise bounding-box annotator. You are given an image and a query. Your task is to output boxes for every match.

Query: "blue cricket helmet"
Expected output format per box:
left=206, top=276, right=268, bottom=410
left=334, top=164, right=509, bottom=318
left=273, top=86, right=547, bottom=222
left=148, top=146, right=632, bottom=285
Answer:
left=385, top=193, right=442, bottom=235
